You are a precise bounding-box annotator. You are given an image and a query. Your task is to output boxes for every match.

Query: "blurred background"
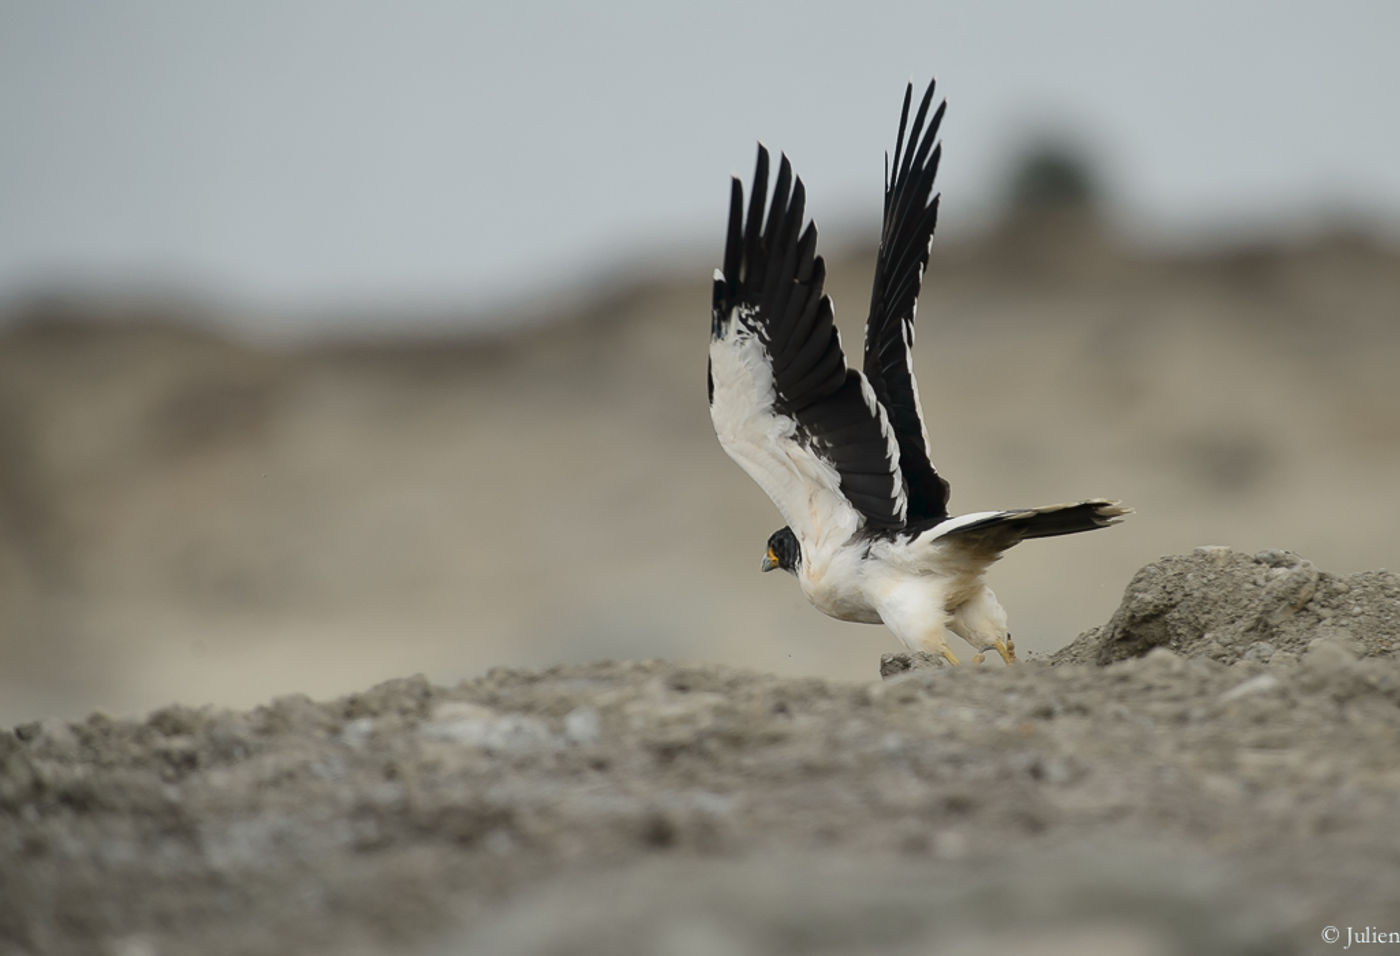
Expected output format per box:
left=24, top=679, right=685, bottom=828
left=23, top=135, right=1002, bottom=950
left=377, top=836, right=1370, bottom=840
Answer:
left=2, top=1, right=1398, bottom=724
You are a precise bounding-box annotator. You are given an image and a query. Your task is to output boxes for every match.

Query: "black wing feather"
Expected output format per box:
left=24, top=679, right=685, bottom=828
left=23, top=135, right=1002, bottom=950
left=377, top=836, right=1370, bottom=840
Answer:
left=863, top=78, right=951, bottom=524
left=713, top=144, right=905, bottom=531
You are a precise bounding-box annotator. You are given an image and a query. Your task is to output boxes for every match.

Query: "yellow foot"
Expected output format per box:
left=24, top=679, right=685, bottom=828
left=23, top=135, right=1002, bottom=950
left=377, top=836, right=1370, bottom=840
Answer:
left=941, top=647, right=961, bottom=667
left=972, top=653, right=986, bottom=665
left=993, top=637, right=1017, bottom=665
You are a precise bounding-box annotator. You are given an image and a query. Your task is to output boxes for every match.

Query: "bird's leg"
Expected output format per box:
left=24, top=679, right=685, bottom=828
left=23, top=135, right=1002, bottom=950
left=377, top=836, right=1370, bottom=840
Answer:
left=917, top=637, right=961, bottom=666
left=949, top=586, right=1017, bottom=665
left=897, top=618, right=963, bottom=667
left=998, top=635, right=1018, bottom=664
left=888, top=623, right=962, bottom=665
left=970, top=632, right=1016, bottom=665
left=912, top=624, right=963, bottom=667
left=876, top=583, right=961, bottom=665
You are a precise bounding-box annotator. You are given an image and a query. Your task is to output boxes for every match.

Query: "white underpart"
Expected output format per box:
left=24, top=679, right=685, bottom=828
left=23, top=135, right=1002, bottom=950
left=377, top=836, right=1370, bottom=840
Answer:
left=946, top=584, right=1011, bottom=655
left=861, top=535, right=1010, bottom=658
left=869, top=571, right=954, bottom=652
left=708, top=316, right=863, bottom=557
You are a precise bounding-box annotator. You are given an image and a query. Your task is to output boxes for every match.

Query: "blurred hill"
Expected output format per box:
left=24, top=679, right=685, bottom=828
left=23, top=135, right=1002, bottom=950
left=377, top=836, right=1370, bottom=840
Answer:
left=2, top=220, right=1399, bottom=724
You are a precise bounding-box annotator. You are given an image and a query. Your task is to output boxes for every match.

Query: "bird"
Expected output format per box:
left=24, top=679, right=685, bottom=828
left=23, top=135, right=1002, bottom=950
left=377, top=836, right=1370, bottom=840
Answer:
left=707, top=77, right=1129, bottom=666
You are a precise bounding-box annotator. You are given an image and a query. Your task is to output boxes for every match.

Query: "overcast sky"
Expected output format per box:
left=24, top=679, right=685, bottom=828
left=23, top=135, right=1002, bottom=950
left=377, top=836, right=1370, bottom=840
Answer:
left=2, top=1, right=1397, bottom=329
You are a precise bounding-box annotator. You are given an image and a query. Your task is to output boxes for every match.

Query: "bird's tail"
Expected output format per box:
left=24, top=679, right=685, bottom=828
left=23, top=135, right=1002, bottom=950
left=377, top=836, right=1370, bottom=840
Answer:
left=1005, top=499, right=1131, bottom=539
left=942, top=499, right=1131, bottom=550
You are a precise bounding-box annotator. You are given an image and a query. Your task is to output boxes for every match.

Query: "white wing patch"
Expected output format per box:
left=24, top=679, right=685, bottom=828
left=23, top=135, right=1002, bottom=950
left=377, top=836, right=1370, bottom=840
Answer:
left=853, top=365, right=908, bottom=519
left=897, top=315, right=931, bottom=465
left=905, top=253, right=935, bottom=461
left=860, top=248, right=936, bottom=480
left=708, top=320, right=865, bottom=550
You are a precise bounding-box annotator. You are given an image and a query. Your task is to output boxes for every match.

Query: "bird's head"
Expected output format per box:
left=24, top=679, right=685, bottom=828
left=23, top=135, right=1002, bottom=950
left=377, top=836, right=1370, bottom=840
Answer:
left=761, top=526, right=801, bottom=575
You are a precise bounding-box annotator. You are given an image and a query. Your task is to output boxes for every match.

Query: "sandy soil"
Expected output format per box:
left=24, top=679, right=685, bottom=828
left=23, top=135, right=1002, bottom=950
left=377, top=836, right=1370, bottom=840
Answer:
left=4, top=547, right=1399, bottom=955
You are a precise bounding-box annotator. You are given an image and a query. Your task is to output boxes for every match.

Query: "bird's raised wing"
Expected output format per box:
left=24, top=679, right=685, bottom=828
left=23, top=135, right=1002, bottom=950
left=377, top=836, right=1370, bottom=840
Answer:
left=709, top=146, right=906, bottom=546
left=863, top=78, right=950, bottom=524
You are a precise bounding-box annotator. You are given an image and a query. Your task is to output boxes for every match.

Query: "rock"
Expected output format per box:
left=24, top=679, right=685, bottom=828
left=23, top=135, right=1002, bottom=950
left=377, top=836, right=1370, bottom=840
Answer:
left=562, top=707, right=602, bottom=745
left=1242, top=641, right=1275, bottom=663
left=878, top=652, right=949, bottom=678
left=1218, top=673, right=1282, bottom=704
left=1054, top=548, right=1400, bottom=666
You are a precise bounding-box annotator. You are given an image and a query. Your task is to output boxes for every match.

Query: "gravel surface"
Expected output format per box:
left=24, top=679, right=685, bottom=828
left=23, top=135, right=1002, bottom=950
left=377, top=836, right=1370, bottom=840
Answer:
left=3, top=548, right=1399, bottom=955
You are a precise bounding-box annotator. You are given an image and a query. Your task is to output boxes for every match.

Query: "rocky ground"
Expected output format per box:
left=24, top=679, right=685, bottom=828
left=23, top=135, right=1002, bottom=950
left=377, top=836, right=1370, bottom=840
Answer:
left=4, top=546, right=1399, bottom=956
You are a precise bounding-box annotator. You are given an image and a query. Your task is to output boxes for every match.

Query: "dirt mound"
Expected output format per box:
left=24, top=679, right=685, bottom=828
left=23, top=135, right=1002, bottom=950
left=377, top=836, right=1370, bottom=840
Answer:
left=1054, top=546, right=1400, bottom=666
left=4, top=550, right=1400, bottom=955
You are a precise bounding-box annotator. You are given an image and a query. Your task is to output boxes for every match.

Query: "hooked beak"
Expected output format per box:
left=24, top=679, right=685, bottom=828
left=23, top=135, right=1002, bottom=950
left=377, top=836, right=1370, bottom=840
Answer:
left=760, top=547, right=780, bottom=572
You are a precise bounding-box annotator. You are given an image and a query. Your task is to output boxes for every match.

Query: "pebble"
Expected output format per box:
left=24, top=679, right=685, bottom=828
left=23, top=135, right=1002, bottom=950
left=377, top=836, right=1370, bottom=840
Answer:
left=563, top=707, right=602, bottom=745
left=1219, top=673, right=1282, bottom=703
left=1242, top=641, right=1275, bottom=663
left=421, top=709, right=556, bottom=753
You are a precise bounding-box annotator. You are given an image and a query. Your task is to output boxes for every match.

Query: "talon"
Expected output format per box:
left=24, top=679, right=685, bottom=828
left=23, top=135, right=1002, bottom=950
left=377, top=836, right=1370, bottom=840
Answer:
left=941, top=647, right=961, bottom=667
left=993, top=637, right=1017, bottom=665
left=972, top=653, right=986, bottom=665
